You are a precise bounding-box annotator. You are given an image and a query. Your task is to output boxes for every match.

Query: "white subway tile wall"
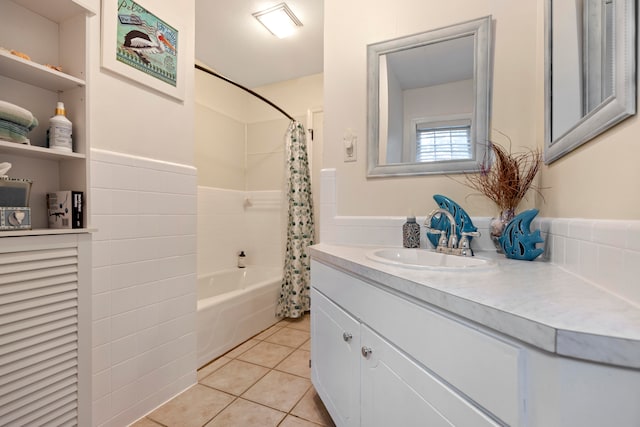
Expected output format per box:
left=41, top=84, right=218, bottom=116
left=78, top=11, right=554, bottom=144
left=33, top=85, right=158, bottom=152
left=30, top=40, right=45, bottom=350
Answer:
left=197, top=187, right=284, bottom=275
left=91, top=149, right=197, bottom=427
left=319, top=168, right=640, bottom=307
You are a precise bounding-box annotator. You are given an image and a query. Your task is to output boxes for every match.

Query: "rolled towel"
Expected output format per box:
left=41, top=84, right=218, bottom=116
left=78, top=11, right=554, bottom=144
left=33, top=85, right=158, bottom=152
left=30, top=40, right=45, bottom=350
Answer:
left=0, top=100, right=38, bottom=130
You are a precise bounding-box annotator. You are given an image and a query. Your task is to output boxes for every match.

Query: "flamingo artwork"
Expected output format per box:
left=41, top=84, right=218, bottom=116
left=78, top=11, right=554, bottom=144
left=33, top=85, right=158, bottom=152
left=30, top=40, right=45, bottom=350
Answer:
left=122, top=29, right=176, bottom=64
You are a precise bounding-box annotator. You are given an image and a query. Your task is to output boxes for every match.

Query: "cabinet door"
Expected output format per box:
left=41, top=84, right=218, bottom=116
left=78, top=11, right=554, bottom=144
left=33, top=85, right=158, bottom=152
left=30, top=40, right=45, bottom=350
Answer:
left=360, top=325, right=500, bottom=427
left=311, top=288, right=360, bottom=427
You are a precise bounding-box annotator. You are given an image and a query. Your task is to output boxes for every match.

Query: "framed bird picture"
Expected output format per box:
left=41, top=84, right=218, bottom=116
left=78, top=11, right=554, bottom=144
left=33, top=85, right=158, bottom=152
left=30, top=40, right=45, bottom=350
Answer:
left=101, top=0, right=185, bottom=101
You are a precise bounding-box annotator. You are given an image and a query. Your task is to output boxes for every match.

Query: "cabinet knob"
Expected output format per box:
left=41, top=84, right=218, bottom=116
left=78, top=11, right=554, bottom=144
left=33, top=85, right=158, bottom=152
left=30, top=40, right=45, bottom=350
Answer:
left=342, top=332, right=353, bottom=342
left=361, top=346, right=373, bottom=358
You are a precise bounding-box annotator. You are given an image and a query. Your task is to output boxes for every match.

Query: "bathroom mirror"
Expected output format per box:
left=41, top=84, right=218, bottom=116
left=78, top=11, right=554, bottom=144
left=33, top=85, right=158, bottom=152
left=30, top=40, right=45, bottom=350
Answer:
left=544, top=0, right=636, bottom=164
left=367, top=16, right=492, bottom=177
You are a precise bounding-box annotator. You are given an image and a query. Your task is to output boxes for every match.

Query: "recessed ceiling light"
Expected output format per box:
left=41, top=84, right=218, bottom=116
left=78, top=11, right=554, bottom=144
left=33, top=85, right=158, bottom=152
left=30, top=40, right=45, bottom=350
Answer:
left=253, top=3, right=302, bottom=39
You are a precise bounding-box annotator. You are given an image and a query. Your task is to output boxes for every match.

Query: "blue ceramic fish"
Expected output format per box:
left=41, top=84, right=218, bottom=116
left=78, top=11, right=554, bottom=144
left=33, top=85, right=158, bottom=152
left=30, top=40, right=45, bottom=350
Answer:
left=426, top=195, right=478, bottom=248
left=498, top=209, right=544, bottom=261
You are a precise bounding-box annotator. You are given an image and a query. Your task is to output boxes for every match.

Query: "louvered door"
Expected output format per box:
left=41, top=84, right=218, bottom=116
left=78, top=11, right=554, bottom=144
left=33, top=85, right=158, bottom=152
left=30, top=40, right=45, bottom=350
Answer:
left=0, top=234, right=91, bottom=427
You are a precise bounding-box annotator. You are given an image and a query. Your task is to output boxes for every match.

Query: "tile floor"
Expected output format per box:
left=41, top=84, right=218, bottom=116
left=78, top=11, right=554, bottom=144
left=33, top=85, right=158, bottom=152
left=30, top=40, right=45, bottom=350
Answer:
left=131, top=314, right=335, bottom=427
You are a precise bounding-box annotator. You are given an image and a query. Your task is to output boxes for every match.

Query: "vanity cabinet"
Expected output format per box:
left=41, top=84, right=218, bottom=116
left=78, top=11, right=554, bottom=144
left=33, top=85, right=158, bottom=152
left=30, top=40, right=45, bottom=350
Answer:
left=0, top=0, right=95, bottom=231
left=310, top=248, right=640, bottom=427
left=310, top=260, right=523, bottom=427
left=311, top=288, right=361, bottom=426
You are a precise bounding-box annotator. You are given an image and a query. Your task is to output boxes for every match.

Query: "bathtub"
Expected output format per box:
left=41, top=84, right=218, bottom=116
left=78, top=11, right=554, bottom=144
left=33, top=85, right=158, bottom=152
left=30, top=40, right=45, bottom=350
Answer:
left=197, top=266, right=282, bottom=368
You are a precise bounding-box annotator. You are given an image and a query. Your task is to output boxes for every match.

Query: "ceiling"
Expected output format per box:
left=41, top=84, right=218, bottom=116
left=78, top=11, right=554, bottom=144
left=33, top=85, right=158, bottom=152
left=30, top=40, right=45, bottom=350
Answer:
left=194, top=0, right=324, bottom=88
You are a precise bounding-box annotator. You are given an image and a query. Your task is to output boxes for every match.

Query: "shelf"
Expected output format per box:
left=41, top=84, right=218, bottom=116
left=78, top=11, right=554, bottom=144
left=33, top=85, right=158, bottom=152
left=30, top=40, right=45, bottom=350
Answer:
left=0, top=227, right=95, bottom=238
left=0, top=139, right=85, bottom=160
left=11, top=0, right=96, bottom=23
left=0, top=49, right=86, bottom=92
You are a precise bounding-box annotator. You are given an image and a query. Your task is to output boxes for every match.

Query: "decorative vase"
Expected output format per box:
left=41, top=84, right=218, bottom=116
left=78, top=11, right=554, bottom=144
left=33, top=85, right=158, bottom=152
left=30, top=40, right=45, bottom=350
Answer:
left=489, top=208, right=515, bottom=252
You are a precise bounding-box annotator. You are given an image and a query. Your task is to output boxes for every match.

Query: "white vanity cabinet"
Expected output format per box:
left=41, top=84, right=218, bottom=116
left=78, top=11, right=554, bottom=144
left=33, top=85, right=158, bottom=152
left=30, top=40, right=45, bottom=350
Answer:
left=311, top=260, right=523, bottom=427
left=311, top=288, right=361, bottom=427
left=310, top=246, right=640, bottom=427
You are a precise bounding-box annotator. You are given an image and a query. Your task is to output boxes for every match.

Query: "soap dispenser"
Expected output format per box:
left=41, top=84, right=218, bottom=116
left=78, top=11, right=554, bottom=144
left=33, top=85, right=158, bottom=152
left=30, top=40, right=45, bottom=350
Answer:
left=238, top=251, right=246, bottom=268
left=402, top=216, right=420, bottom=248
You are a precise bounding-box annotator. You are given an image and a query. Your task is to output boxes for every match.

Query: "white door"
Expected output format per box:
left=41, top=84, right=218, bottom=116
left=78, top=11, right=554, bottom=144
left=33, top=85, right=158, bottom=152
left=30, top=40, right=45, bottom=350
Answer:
left=311, top=288, right=360, bottom=427
left=360, top=325, right=500, bottom=427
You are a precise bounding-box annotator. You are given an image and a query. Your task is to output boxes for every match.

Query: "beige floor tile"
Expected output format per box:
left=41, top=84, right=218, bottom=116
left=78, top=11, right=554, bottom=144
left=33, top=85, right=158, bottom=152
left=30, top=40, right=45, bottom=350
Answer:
left=204, top=398, right=285, bottom=427
left=198, top=356, right=232, bottom=381
left=275, top=349, right=311, bottom=378
left=283, top=314, right=311, bottom=332
left=299, top=338, right=311, bottom=351
left=200, top=359, right=269, bottom=396
left=147, top=384, right=234, bottom=427
left=237, top=341, right=295, bottom=368
left=279, top=415, right=322, bottom=427
left=265, top=327, right=310, bottom=348
left=224, top=338, right=260, bottom=359
left=242, top=370, right=311, bottom=412
left=254, top=324, right=283, bottom=340
left=291, top=387, right=335, bottom=426
left=129, top=417, right=164, bottom=427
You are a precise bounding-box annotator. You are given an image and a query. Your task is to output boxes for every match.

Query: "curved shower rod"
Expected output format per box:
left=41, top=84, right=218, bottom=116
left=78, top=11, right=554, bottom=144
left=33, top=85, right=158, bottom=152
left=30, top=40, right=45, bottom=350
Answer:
left=194, top=63, right=295, bottom=122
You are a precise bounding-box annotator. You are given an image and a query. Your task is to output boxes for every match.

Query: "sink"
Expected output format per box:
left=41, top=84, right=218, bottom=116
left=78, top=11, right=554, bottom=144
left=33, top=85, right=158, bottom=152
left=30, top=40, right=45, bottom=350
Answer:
left=366, top=248, right=494, bottom=271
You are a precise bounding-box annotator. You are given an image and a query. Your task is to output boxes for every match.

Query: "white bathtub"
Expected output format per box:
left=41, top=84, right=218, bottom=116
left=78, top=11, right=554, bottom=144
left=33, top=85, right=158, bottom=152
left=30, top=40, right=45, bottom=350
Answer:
left=197, top=266, right=282, bottom=368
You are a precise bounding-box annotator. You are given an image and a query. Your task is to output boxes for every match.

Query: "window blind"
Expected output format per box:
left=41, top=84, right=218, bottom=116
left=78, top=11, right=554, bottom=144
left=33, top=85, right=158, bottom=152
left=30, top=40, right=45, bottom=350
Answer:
left=416, top=122, right=472, bottom=163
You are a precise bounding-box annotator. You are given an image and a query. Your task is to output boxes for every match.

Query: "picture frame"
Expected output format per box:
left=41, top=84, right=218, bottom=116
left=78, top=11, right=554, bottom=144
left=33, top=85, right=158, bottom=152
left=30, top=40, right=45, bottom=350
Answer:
left=101, top=0, right=185, bottom=101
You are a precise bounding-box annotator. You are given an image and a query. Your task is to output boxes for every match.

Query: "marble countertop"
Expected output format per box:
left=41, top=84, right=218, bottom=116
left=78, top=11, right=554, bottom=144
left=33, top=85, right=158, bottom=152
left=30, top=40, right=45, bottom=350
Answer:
left=309, top=243, right=640, bottom=369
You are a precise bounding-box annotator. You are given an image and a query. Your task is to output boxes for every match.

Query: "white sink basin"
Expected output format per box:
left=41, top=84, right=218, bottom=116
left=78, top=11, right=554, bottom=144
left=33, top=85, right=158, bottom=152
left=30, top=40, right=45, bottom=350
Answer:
left=366, top=248, right=494, bottom=271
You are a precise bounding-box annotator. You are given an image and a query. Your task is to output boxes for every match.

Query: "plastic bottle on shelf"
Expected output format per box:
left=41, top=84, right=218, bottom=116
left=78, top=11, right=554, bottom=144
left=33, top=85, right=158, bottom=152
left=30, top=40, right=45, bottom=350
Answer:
left=47, top=102, right=72, bottom=152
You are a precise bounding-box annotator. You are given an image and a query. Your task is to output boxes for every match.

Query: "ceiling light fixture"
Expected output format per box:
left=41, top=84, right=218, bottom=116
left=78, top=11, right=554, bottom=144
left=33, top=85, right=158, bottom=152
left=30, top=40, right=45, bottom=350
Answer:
left=253, top=3, right=302, bottom=39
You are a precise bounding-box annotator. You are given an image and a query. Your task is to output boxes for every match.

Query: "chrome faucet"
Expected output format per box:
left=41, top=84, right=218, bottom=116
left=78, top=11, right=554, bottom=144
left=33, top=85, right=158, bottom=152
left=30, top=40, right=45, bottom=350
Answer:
left=424, top=208, right=480, bottom=257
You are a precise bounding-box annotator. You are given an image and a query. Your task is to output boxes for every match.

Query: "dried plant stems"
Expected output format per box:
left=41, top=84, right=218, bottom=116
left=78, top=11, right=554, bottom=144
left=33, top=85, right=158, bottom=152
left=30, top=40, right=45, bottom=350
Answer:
left=461, top=138, right=542, bottom=212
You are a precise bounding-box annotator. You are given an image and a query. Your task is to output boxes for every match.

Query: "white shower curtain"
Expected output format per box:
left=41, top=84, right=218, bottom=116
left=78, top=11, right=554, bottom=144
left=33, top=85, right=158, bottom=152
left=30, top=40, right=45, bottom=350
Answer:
left=276, top=121, right=315, bottom=318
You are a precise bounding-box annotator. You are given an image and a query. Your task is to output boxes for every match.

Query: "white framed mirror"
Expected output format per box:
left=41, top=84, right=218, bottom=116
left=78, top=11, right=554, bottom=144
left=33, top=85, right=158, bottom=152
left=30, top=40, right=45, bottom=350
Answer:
left=367, top=16, right=493, bottom=177
left=544, top=0, right=636, bottom=164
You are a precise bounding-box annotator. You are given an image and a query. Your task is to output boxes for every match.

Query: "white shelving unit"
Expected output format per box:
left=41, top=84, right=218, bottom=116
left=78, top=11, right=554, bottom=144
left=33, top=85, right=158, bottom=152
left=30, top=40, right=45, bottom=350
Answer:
left=0, top=1, right=95, bottom=425
left=0, top=0, right=95, bottom=232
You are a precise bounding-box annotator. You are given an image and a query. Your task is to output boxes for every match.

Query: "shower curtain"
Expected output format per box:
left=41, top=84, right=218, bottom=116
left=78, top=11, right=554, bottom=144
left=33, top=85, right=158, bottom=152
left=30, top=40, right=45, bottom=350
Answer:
left=276, top=121, right=315, bottom=318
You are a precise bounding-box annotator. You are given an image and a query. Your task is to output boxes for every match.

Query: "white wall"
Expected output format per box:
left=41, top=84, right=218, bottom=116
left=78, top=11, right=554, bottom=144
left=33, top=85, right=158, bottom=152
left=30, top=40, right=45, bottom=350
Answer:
left=194, top=71, right=323, bottom=270
left=195, top=103, right=246, bottom=190
left=91, top=150, right=197, bottom=426
left=90, top=2, right=195, bottom=165
left=197, top=187, right=284, bottom=275
left=87, top=1, right=197, bottom=425
left=323, top=0, right=640, bottom=220
left=195, top=70, right=322, bottom=191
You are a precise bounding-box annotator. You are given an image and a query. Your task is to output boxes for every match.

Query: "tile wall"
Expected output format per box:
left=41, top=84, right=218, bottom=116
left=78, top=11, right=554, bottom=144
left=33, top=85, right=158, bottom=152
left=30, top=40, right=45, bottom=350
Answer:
left=90, top=149, right=198, bottom=426
left=319, top=169, right=640, bottom=306
left=197, top=186, right=284, bottom=275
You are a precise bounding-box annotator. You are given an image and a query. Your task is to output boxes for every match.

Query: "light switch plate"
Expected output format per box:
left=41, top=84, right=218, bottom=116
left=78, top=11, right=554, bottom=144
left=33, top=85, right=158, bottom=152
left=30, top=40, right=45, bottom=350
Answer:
left=344, top=131, right=357, bottom=162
